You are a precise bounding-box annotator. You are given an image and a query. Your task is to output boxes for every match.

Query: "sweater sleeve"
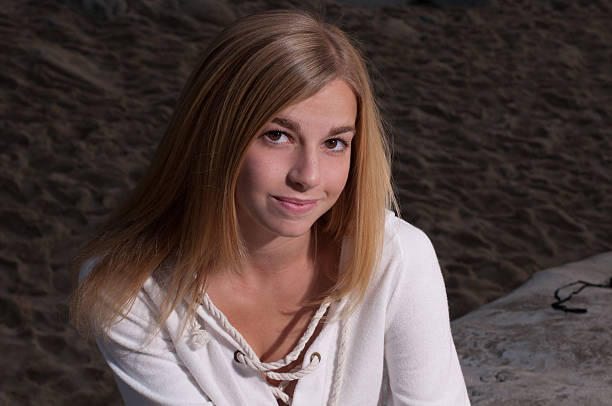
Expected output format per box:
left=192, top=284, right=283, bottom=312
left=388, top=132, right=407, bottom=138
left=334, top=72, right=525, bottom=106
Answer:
left=384, top=225, right=470, bottom=405
left=76, top=256, right=213, bottom=406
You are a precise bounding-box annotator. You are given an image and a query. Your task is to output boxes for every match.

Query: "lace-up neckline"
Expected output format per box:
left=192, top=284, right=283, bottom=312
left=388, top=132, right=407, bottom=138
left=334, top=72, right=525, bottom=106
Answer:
left=195, top=293, right=347, bottom=405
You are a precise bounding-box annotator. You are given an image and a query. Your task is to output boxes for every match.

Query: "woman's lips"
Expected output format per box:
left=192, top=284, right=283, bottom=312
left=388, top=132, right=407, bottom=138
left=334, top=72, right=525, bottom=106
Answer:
left=272, top=196, right=319, bottom=215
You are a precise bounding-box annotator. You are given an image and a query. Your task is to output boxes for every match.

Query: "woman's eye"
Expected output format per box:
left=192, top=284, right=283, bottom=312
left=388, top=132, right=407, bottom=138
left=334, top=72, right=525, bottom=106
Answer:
left=324, top=138, right=348, bottom=151
left=264, top=130, right=289, bottom=144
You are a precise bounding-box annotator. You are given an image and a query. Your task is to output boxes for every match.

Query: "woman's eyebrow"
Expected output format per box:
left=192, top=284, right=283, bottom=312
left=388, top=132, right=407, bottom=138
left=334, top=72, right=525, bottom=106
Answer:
left=329, top=126, right=355, bottom=136
left=272, top=117, right=299, bottom=132
left=271, top=117, right=355, bottom=136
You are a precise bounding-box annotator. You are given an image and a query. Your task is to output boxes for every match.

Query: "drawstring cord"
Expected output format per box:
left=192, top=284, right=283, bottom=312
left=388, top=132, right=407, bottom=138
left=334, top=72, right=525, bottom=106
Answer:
left=190, top=296, right=349, bottom=405
left=327, top=313, right=349, bottom=405
left=200, top=294, right=331, bottom=405
left=233, top=350, right=322, bottom=381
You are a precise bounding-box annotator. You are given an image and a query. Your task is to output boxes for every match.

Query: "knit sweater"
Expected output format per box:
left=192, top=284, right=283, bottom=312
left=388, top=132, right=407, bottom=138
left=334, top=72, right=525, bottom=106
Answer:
left=92, top=213, right=470, bottom=405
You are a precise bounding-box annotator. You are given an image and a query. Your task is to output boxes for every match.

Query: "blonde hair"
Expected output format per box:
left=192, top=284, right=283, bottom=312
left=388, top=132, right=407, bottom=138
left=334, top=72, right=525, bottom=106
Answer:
left=71, top=9, right=397, bottom=338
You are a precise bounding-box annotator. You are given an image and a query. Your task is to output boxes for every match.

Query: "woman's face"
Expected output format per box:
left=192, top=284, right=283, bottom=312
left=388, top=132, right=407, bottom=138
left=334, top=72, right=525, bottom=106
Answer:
left=235, top=79, right=357, bottom=242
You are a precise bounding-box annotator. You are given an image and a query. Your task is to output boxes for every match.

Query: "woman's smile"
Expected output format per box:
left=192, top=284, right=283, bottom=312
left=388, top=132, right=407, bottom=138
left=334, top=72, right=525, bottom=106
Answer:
left=271, top=195, right=320, bottom=216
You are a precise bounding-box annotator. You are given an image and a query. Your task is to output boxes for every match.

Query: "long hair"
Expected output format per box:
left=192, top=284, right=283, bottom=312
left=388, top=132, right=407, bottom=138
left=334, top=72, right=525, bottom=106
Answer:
left=71, top=9, right=397, bottom=337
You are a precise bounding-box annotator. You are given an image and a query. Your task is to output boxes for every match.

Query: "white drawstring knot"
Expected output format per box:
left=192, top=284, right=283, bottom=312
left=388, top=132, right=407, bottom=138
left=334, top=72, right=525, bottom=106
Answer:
left=189, top=317, right=211, bottom=349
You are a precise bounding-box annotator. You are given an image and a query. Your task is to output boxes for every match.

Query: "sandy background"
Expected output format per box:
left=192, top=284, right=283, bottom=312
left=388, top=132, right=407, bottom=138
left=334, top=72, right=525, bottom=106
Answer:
left=1, top=0, right=610, bottom=404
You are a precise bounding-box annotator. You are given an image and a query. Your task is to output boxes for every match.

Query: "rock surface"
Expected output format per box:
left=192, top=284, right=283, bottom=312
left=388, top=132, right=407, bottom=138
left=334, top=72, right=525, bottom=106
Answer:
left=452, top=252, right=612, bottom=405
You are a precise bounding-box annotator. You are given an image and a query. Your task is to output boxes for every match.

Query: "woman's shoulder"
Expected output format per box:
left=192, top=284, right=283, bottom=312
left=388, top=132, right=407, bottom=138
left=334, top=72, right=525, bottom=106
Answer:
left=77, top=256, right=169, bottom=322
left=382, top=210, right=436, bottom=261
left=366, top=210, right=442, bottom=297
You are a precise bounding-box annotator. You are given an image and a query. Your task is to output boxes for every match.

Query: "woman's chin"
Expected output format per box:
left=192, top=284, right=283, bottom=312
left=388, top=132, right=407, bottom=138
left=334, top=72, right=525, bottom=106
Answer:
left=258, top=216, right=319, bottom=239
left=270, top=223, right=315, bottom=239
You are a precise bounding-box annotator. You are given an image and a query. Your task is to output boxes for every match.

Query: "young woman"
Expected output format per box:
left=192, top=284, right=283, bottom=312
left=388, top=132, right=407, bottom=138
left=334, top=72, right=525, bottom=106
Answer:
left=71, top=10, right=470, bottom=406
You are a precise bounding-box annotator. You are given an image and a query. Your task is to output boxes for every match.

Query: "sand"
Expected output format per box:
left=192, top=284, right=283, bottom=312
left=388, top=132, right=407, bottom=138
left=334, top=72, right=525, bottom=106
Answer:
left=0, top=0, right=610, bottom=404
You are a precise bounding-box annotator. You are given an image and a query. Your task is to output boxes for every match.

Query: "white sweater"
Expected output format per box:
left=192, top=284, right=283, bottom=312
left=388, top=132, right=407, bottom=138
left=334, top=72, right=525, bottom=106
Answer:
left=93, top=214, right=470, bottom=405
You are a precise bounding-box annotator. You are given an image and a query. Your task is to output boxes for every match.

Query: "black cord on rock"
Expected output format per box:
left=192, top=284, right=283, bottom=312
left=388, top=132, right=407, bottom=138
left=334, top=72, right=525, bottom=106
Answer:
left=551, top=277, right=612, bottom=313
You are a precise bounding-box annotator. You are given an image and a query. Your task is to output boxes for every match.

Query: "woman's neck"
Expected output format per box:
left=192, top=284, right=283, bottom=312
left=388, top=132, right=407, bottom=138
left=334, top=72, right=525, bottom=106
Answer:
left=242, top=231, right=313, bottom=273
left=232, top=231, right=316, bottom=301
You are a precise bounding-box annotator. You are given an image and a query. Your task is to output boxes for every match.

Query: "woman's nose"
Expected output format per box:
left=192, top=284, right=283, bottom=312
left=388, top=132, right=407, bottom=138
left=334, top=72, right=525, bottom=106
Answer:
left=287, top=148, right=320, bottom=191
